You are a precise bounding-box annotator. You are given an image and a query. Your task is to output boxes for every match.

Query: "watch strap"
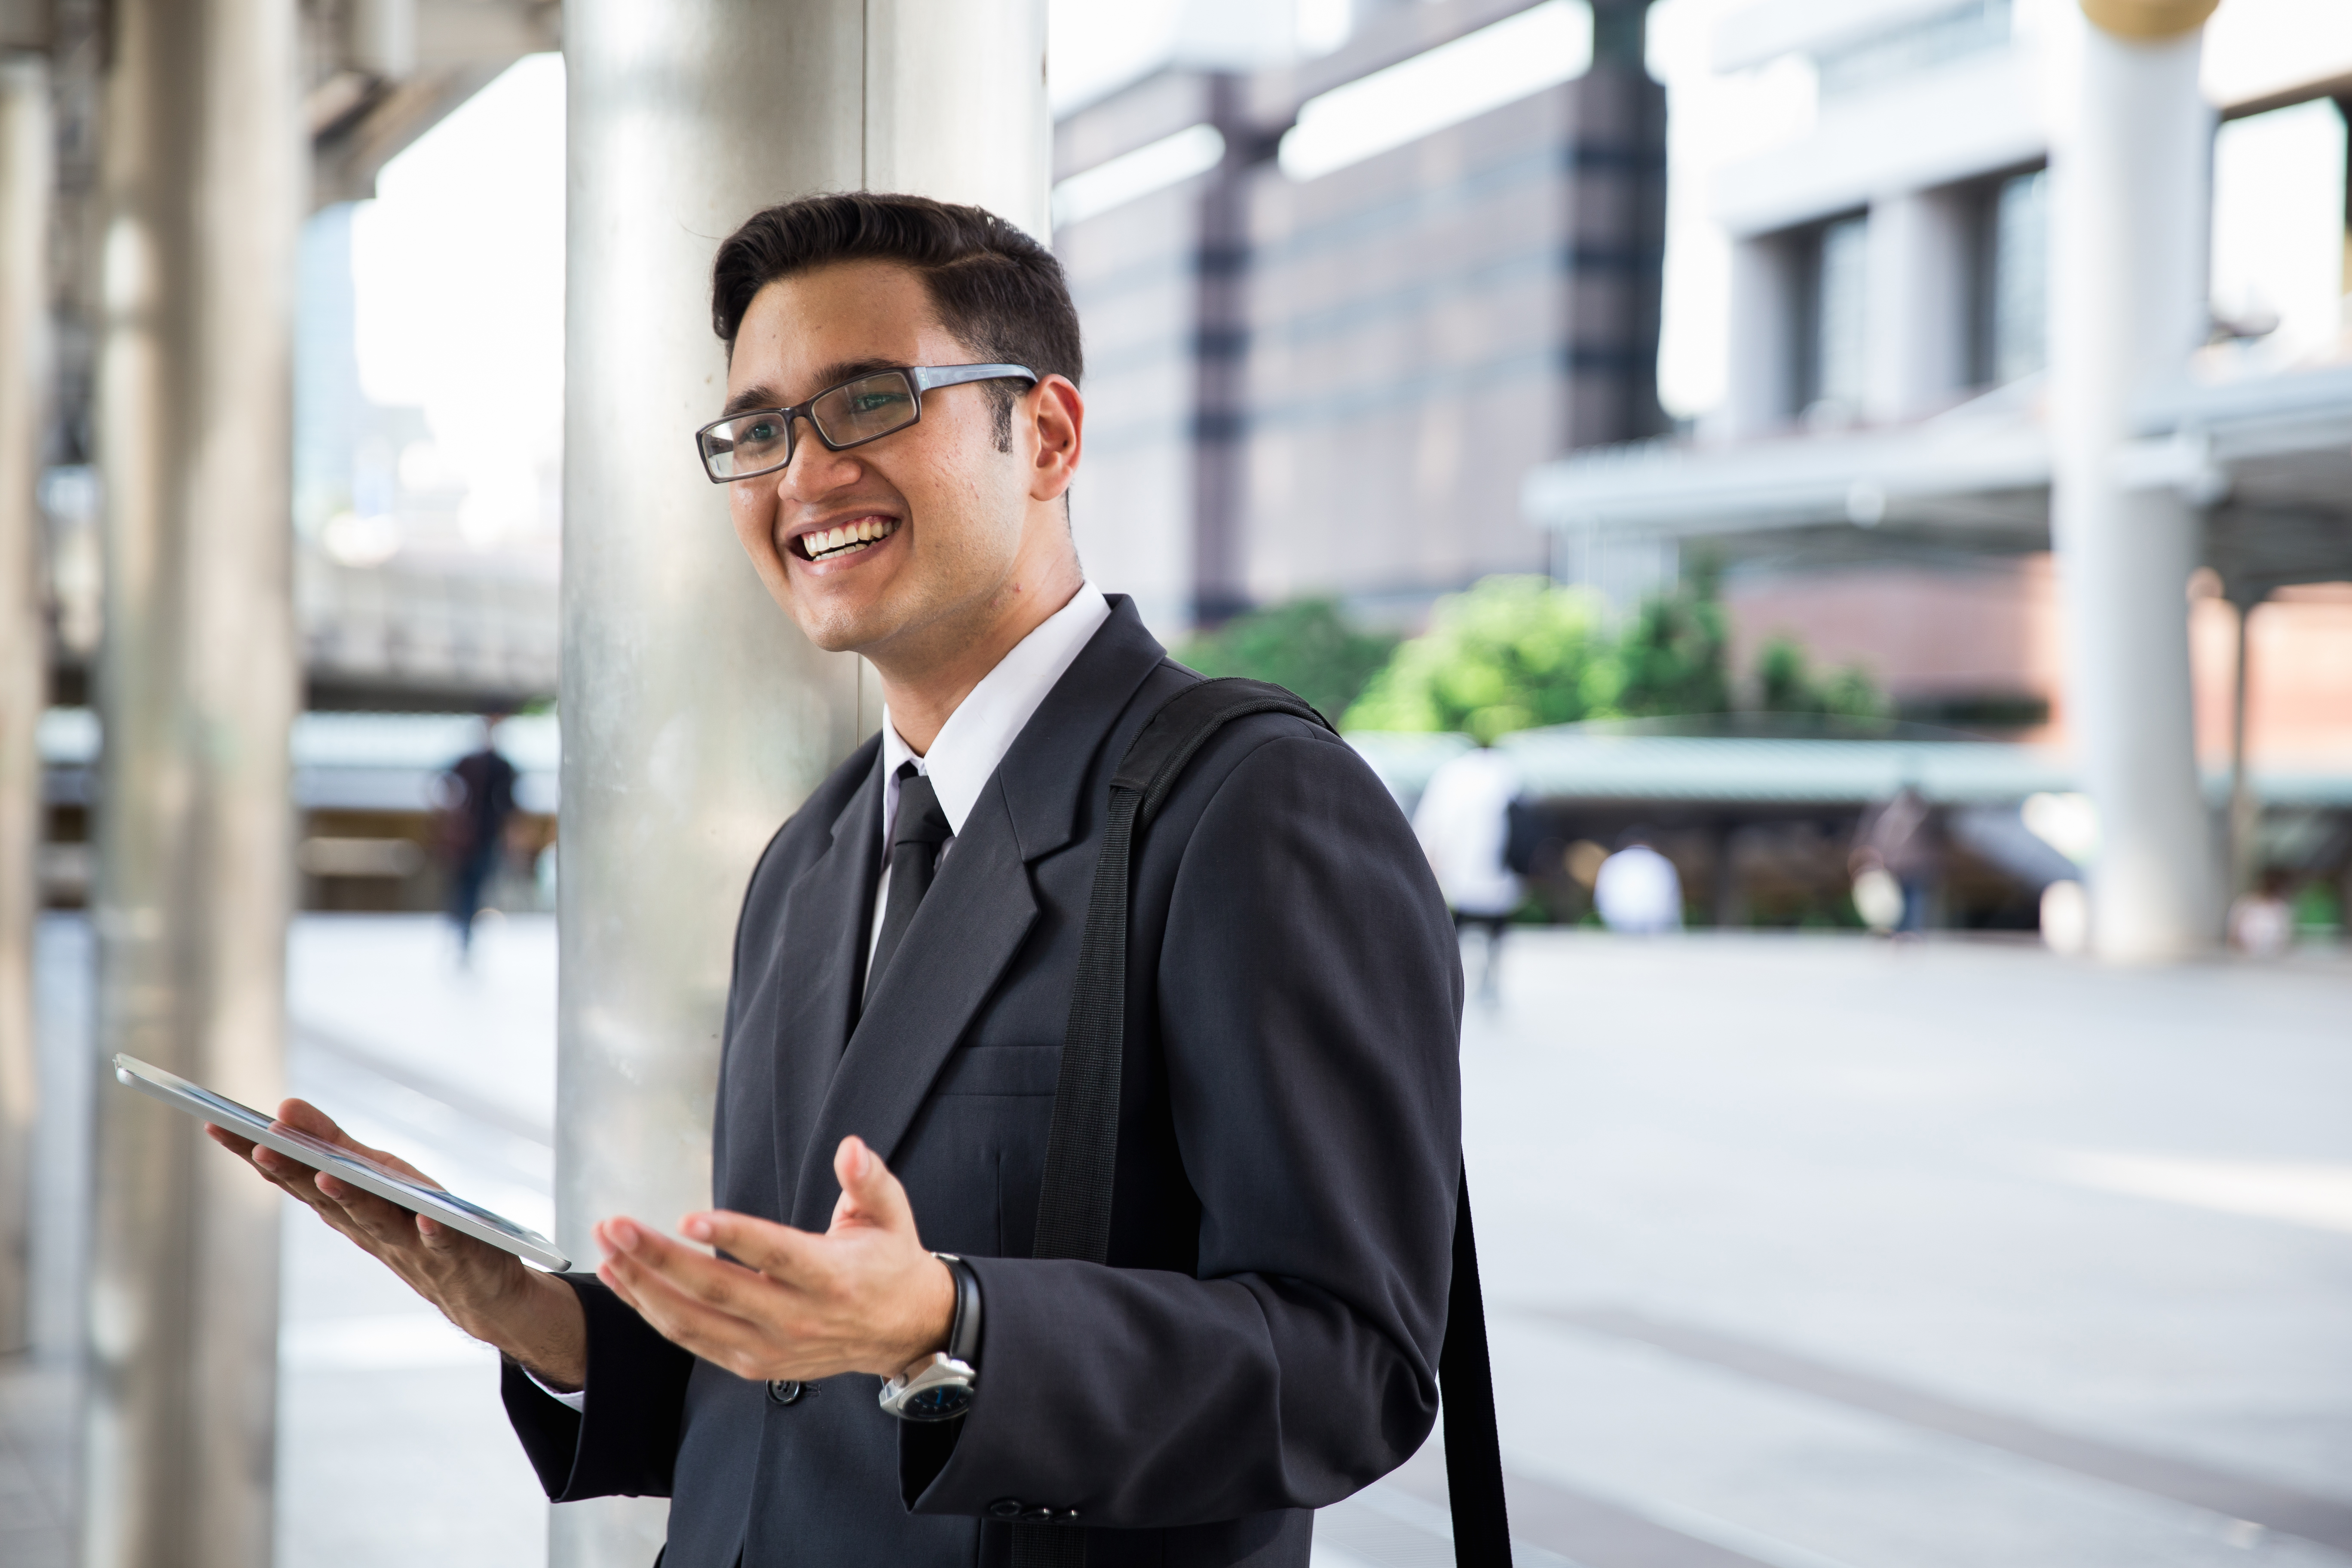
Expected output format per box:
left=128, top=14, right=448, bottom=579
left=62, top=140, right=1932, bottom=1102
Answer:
left=936, top=1252, right=982, bottom=1369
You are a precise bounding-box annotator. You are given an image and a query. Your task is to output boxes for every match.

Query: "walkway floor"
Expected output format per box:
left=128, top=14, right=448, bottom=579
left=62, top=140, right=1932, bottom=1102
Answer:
left=2, top=919, right=2346, bottom=1568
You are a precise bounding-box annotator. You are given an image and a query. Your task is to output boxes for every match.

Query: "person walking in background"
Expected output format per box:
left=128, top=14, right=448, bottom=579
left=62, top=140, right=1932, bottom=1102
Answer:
left=1594, top=830, right=1684, bottom=934
left=438, top=713, right=519, bottom=958
left=1851, top=784, right=1945, bottom=936
left=1413, top=743, right=1524, bottom=999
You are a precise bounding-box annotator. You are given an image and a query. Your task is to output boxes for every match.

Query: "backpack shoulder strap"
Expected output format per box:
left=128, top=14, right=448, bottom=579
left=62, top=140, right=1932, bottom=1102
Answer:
left=1021, top=674, right=1512, bottom=1568
left=1032, top=676, right=1330, bottom=1265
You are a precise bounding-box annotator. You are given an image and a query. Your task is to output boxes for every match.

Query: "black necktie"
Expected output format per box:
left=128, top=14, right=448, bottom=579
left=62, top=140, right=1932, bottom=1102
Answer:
left=866, top=764, right=952, bottom=1005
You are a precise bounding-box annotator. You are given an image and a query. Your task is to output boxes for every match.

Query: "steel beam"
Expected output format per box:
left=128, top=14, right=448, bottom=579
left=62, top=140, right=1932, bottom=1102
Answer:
left=83, top=0, right=300, bottom=1562
left=0, top=50, right=50, bottom=1357
left=555, top=2, right=1044, bottom=1561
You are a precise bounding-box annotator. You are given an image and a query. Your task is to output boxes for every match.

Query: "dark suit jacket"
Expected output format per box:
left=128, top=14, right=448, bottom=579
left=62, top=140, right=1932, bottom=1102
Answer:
left=503, top=597, right=1465, bottom=1567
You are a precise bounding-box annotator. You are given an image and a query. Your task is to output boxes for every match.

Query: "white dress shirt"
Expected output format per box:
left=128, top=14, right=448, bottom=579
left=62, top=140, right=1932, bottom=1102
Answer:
left=530, top=581, right=1111, bottom=1411
left=870, top=581, right=1112, bottom=963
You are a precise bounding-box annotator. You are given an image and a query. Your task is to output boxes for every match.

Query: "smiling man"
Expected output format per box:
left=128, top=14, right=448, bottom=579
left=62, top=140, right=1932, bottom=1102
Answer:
left=214, top=194, right=1465, bottom=1568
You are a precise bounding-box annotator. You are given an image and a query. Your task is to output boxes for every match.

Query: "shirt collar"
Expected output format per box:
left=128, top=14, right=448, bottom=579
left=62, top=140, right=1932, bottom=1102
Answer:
left=878, top=582, right=1112, bottom=839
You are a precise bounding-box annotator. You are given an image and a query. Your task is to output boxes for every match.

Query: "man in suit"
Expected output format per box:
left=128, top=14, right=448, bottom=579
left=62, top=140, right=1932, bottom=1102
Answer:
left=213, top=193, right=1464, bottom=1567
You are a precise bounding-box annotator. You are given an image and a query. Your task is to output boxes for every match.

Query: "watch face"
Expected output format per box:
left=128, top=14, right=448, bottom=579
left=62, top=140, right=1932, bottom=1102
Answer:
left=903, top=1382, right=974, bottom=1420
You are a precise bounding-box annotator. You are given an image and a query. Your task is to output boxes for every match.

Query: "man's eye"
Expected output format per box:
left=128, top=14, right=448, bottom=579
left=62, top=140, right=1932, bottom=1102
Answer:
left=851, top=393, right=908, bottom=415
left=743, top=420, right=781, bottom=442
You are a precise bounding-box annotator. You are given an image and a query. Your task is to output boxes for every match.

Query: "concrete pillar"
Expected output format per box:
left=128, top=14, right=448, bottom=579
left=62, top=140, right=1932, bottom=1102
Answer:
left=1559, top=0, right=1669, bottom=450
left=557, top=3, right=1046, bottom=1562
left=0, top=51, right=51, bottom=1357
left=1862, top=188, right=1967, bottom=425
left=1192, top=73, right=1251, bottom=626
left=2048, top=0, right=2217, bottom=962
left=83, top=0, right=300, bottom=1562
left=2225, top=589, right=2263, bottom=896
left=1723, top=235, right=1795, bottom=440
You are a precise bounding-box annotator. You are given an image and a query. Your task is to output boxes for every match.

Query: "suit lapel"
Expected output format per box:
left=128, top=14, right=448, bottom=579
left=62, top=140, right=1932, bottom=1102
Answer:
left=778, top=596, right=1177, bottom=1230
left=788, top=778, right=1037, bottom=1228
left=766, top=749, right=883, bottom=1223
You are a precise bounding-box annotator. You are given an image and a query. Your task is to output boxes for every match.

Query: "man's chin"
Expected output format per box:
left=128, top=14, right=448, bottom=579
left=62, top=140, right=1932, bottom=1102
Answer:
left=787, top=588, right=899, bottom=657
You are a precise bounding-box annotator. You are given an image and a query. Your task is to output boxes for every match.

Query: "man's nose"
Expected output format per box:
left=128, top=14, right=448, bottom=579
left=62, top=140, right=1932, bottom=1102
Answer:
left=775, top=420, right=864, bottom=500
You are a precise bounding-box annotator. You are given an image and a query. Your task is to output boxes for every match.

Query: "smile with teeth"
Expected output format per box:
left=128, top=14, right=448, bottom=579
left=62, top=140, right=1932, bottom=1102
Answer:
left=796, top=516, right=900, bottom=562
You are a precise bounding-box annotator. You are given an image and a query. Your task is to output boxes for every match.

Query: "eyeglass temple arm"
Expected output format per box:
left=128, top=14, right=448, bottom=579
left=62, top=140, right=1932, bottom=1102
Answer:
left=909, top=364, right=1037, bottom=392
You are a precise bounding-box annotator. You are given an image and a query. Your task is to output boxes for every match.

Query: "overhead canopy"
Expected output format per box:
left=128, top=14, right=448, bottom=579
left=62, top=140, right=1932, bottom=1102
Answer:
left=1522, top=361, right=2352, bottom=598
left=1350, top=724, right=2352, bottom=811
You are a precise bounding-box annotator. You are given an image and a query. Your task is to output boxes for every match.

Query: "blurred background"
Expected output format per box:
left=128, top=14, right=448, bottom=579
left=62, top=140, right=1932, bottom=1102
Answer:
left=0, top=0, right=2347, bottom=1565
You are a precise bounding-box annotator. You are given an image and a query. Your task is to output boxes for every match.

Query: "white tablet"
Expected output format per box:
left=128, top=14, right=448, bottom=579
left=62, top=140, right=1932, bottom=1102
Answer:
left=113, top=1053, right=571, bottom=1272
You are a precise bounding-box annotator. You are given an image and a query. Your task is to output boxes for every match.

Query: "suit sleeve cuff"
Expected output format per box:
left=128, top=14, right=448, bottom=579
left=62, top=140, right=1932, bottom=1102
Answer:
left=500, top=1272, right=696, bottom=1501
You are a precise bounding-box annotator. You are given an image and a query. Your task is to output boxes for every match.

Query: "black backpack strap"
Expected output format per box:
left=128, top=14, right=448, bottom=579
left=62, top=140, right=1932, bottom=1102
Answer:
left=1016, top=675, right=1510, bottom=1568
left=1441, top=1167, right=1513, bottom=1566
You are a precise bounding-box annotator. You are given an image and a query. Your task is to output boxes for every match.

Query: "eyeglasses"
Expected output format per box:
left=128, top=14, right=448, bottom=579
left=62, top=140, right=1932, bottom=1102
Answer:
left=694, top=363, right=1038, bottom=484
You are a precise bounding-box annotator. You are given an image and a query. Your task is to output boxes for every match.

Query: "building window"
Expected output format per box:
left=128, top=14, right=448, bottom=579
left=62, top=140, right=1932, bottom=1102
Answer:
left=1795, top=213, right=1869, bottom=420
left=1970, top=167, right=2047, bottom=387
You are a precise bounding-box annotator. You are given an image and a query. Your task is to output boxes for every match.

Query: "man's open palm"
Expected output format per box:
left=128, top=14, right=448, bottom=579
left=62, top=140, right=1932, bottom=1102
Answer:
left=594, top=1133, right=956, bottom=1383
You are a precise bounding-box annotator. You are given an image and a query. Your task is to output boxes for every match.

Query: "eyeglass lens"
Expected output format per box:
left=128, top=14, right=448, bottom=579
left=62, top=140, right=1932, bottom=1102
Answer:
left=703, top=371, right=920, bottom=480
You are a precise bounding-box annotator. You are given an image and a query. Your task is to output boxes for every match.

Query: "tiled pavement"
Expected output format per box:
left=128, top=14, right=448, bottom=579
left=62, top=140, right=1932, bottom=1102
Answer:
left=5, top=918, right=2350, bottom=1568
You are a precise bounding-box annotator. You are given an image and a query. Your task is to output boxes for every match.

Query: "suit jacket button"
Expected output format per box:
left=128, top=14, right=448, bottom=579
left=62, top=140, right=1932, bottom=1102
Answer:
left=988, top=1499, right=1025, bottom=1520
left=766, top=1379, right=804, bottom=1406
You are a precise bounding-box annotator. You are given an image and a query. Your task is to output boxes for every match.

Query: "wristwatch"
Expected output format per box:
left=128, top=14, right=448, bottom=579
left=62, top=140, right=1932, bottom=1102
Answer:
left=878, top=1253, right=980, bottom=1421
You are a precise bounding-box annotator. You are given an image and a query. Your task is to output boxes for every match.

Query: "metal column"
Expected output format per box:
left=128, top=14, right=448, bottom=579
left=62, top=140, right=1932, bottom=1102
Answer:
left=0, top=49, right=51, bottom=1358
left=556, top=3, right=1045, bottom=1562
left=83, top=0, right=300, bottom=1562
left=2048, top=0, right=2218, bottom=962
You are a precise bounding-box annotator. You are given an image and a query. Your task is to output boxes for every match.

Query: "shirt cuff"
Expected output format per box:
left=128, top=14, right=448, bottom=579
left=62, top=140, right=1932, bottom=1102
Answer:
left=522, top=1364, right=587, bottom=1412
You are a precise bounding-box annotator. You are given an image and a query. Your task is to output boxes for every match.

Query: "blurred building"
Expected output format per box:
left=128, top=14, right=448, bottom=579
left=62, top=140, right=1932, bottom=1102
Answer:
left=292, top=202, right=559, bottom=711
left=1054, top=0, right=1668, bottom=634
left=1526, top=0, right=2352, bottom=760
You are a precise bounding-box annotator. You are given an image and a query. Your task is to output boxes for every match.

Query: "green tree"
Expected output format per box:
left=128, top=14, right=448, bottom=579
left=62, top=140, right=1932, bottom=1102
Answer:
left=1177, top=598, right=1399, bottom=724
left=1613, top=565, right=1731, bottom=718
left=1344, top=576, right=1617, bottom=742
left=1754, top=635, right=1886, bottom=718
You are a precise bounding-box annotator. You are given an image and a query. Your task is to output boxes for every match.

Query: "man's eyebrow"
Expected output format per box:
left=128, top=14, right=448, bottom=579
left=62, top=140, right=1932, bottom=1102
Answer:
left=720, top=358, right=906, bottom=419
left=721, top=383, right=787, bottom=417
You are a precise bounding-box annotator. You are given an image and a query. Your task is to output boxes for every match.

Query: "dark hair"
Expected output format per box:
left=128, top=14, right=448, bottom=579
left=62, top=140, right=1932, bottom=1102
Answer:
left=711, top=193, right=1084, bottom=450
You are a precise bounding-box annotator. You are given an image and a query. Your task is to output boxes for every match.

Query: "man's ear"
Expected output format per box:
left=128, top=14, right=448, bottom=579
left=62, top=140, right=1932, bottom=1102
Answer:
left=1027, top=375, right=1083, bottom=505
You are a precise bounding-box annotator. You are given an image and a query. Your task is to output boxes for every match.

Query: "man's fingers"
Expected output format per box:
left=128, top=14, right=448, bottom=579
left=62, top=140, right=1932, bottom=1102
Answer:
left=596, top=1247, right=763, bottom=1363
left=678, top=1210, right=821, bottom=1281
left=598, top=1219, right=768, bottom=1314
left=828, top=1136, right=915, bottom=1237
left=314, top=1172, right=432, bottom=1246
left=206, top=1124, right=259, bottom=1159
left=270, top=1099, right=444, bottom=1189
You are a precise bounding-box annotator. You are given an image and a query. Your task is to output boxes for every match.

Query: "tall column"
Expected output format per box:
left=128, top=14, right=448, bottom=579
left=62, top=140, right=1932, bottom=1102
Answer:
left=83, top=0, right=300, bottom=1563
left=557, top=4, right=1046, bottom=1563
left=0, top=50, right=51, bottom=1357
left=1863, top=188, right=1967, bottom=425
left=2047, top=0, right=2217, bottom=962
left=1559, top=0, right=1669, bottom=450
left=1723, top=236, right=1795, bottom=441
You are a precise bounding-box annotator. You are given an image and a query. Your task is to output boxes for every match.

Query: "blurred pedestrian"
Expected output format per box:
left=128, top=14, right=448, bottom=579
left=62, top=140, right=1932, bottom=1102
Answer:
left=1594, top=830, right=1683, bottom=934
left=1851, top=784, right=1944, bottom=935
left=2228, top=867, right=2296, bottom=957
left=1413, top=744, right=1523, bottom=1000
left=437, top=713, right=519, bottom=959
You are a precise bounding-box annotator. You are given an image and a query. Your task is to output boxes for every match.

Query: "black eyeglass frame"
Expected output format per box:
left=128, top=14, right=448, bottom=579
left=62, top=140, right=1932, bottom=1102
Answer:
left=694, top=363, right=1039, bottom=484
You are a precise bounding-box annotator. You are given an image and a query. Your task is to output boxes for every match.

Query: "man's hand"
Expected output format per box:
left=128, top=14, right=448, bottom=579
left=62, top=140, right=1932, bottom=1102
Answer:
left=206, top=1101, right=588, bottom=1389
left=594, top=1134, right=954, bottom=1383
